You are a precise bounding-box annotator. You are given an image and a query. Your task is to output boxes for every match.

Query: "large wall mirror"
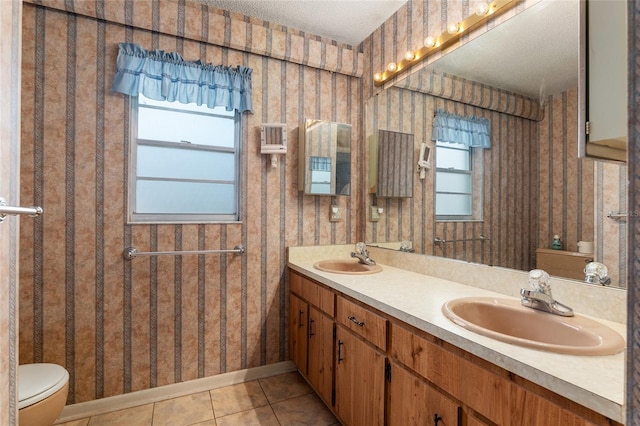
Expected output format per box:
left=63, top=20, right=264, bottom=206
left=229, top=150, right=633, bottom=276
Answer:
left=578, top=0, right=627, bottom=162
left=365, top=0, right=628, bottom=288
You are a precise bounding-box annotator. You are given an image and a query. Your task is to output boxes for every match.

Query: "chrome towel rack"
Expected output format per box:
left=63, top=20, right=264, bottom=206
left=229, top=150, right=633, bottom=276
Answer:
left=607, top=211, right=638, bottom=221
left=123, top=245, right=246, bottom=260
left=0, top=197, right=43, bottom=223
left=434, top=235, right=489, bottom=246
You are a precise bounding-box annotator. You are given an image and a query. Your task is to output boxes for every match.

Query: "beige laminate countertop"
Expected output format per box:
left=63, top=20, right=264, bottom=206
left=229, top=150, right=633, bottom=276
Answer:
left=287, top=258, right=626, bottom=423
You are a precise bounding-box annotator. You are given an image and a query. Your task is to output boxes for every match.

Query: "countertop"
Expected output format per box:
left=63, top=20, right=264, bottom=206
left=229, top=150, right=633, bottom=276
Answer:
left=287, top=254, right=625, bottom=423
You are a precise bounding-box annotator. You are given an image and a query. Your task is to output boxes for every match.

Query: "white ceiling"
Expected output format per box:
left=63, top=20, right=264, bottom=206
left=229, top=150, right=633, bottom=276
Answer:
left=199, top=0, right=407, bottom=46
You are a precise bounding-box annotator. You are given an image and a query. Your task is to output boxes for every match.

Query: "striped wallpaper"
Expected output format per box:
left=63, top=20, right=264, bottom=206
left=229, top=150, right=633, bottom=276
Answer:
left=19, top=0, right=361, bottom=404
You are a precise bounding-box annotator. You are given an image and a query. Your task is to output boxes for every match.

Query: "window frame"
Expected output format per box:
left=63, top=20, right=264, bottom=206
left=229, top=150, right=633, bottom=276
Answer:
left=435, top=140, right=483, bottom=222
left=128, top=95, right=242, bottom=224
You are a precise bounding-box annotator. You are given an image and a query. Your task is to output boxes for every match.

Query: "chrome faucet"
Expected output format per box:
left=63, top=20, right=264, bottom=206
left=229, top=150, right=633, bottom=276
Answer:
left=351, top=242, right=376, bottom=265
left=520, top=269, right=574, bottom=317
left=584, top=262, right=611, bottom=286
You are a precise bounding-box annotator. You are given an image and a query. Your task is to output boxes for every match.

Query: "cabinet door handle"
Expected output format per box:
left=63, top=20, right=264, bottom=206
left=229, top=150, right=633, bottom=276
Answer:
left=298, top=310, right=304, bottom=328
left=337, top=340, right=344, bottom=363
left=433, top=414, right=443, bottom=425
left=348, top=315, right=365, bottom=327
left=309, top=318, right=315, bottom=337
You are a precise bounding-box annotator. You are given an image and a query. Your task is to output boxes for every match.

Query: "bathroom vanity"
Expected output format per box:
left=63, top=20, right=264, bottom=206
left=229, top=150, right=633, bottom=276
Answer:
left=287, top=245, right=625, bottom=426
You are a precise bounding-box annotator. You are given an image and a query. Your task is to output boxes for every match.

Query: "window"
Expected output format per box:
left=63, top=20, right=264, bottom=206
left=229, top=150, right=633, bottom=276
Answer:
left=129, top=94, right=241, bottom=223
left=435, top=140, right=482, bottom=221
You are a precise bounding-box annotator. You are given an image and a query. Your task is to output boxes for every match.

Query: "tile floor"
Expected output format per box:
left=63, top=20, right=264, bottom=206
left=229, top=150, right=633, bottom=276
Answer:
left=57, top=372, right=340, bottom=426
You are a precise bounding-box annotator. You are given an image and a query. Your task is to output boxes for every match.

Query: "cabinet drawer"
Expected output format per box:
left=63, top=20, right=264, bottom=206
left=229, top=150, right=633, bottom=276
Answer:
left=337, top=296, right=387, bottom=350
left=289, top=270, right=334, bottom=316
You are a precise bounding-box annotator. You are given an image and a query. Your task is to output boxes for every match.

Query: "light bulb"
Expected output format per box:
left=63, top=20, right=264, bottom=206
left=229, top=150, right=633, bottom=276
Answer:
left=447, top=22, right=460, bottom=35
left=404, top=51, right=415, bottom=61
left=475, top=1, right=489, bottom=16
left=373, top=72, right=382, bottom=82
left=387, top=62, right=397, bottom=72
left=424, top=36, right=435, bottom=48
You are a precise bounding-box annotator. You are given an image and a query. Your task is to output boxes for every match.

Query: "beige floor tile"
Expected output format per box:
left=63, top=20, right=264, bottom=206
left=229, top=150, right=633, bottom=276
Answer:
left=215, top=405, right=280, bottom=426
left=88, top=404, right=154, bottom=426
left=210, top=380, right=269, bottom=418
left=259, top=372, right=313, bottom=404
left=152, top=391, right=214, bottom=426
left=56, top=419, right=90, bottom=426
left=271, top=393, right=339, bottom=426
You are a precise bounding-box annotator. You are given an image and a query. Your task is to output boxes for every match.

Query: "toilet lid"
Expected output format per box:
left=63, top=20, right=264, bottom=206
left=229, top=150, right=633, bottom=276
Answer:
left=18, top=363, right=69, bottom=409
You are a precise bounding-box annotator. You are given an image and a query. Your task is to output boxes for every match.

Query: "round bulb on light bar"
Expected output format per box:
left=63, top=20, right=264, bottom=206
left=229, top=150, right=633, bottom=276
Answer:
left=387, top=62, right=397, bottom=72
left=424, top=36, right=435, bottom=48
left=447, top=22, right=460, bottom=34
left=373, top=72, right=383, bottom=82
left=475, top=1, right=490, bottom=16
left=404, top=51, right=415, bottom=61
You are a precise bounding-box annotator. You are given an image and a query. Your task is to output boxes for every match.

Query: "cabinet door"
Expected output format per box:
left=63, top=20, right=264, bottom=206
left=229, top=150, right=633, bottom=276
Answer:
left=388, top=360, right=459, bottom=426
left=289, top=293, right=308, bottom=375
left=307, top=306, right=334, bottom=405
left=335, top=326, right=385, bottom=426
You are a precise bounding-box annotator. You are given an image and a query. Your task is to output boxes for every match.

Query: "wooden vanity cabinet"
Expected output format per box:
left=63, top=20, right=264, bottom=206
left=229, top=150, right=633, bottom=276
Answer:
left=288, top=293, right=308, bottom=375
left=334, top=295, right=388, bottom=426
left=288, top=268, right=619, bottom=426
left=390, top=321, right=615, bottom=426
left=335, top=324, right=386, bottom=426
left=288, top=271, right=335, bottom=405
left=387, top=360, right=459, bottom=426
left=307, top=305, right=334, bottom=404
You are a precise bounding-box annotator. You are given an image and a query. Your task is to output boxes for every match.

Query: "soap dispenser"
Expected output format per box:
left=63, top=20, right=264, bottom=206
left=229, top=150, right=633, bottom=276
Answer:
left=551, top=234, right=562, bottom=250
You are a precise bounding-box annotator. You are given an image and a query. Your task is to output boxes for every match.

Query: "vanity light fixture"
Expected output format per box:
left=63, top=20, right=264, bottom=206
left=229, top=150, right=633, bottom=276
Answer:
left=373, top=0, right=517, bottom=87
left=424, top=36, right=436, bottom=48
left=475, top=1, right=490, bottom=16
left=260, top=123, right=287, bottom=168
left=447, top=22, right=461, bottom=34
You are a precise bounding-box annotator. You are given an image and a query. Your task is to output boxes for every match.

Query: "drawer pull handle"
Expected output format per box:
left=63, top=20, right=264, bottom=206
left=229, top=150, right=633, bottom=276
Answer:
left=337, top=340, right=344, bottom=363
left=298, top=310, right=304, bottom=328
left=348, top=315, right=365, bottom=327
left=433, top=414, right=443, bottom=425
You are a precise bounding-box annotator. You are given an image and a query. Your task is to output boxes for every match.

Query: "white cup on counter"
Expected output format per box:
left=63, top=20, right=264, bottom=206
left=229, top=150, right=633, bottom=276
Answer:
left=577, top=241, right=594, bottom=254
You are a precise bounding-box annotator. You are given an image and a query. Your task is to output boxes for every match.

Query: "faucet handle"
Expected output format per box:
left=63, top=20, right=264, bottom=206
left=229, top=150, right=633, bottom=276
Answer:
left=355, top=242, right=366, bottom=254
left=528, top=269, right=551, bottom=292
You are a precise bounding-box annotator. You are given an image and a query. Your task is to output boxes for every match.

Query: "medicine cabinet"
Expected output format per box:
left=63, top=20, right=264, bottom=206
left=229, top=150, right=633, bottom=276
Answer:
left=578, top=0, right=627, bottom=162
left=298, top=119, right=351, bottom=196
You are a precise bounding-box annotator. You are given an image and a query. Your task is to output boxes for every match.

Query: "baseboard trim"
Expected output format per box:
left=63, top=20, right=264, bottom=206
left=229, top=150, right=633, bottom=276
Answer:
left=55, top=361, right=297, bottom=424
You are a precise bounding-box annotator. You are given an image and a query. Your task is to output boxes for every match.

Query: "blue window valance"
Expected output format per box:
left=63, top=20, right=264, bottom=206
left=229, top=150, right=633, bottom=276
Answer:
left=111, top=42, right=253, bottom=113
left=431, top=109, right=491, bottom=148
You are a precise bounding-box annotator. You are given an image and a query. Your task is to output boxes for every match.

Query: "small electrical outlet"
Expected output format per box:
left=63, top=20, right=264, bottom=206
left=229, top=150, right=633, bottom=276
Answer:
left=330, top=206, right=342, bottom=222
left=370, top=206, right=380, bottom=222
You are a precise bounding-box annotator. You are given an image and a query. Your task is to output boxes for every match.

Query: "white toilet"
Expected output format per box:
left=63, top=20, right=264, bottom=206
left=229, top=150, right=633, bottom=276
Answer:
left=18, top=363, right=69, bottom=426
